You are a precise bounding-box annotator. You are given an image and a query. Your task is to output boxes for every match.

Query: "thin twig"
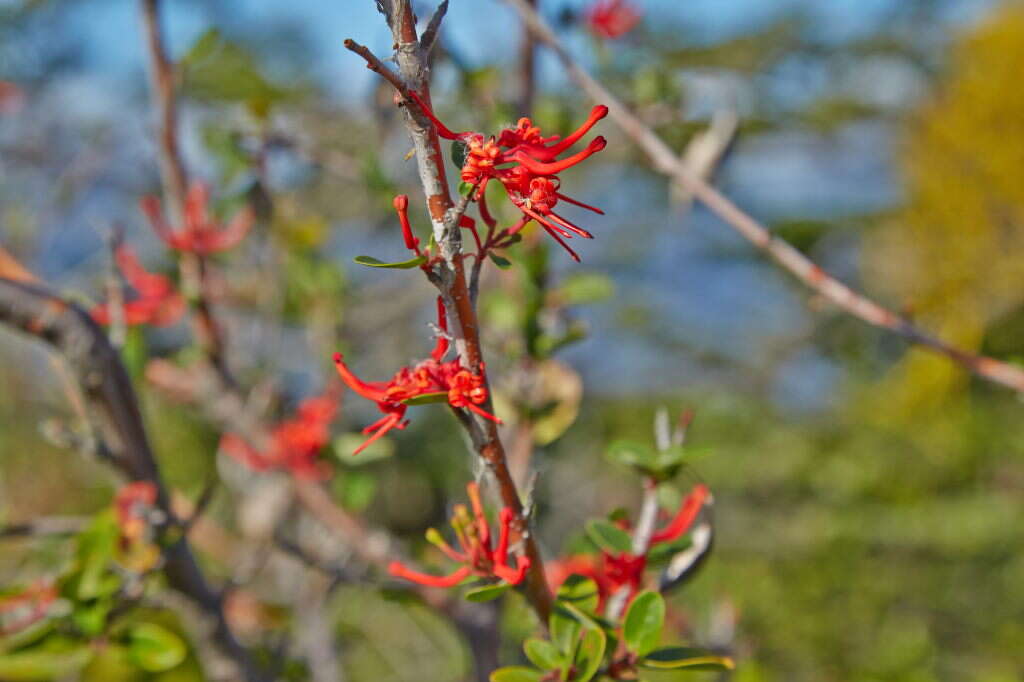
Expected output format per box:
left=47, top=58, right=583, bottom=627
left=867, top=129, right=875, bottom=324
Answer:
left=505, top=0, right=1024, bottom=395
left=141, top=0, right=236, bottom=391
left=420, top=0, right=450, bottom=56
left=516, top=0, right=538, bottom=114
left=0, top=517, right=87, bottom=540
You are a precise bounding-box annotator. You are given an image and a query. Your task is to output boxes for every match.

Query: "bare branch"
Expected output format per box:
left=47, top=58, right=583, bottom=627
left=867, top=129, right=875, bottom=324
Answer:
left=504, top=0, right=1024, bottom=395
left=421, top=0, right=450, bottom=56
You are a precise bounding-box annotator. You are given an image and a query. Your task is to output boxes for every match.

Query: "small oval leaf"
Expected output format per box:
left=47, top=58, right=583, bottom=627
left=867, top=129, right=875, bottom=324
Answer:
left=570, top=627, right=606, bottom=682
left=464, top=583, right=511, bottom=603
left=128, top=622, right=187, bottom=673
left=353, top=254, right=426, bottom=269
left=639, top=646, right=735, bottom=671
left=401, top=391, right=449, bottom=406
left=585, top=519, right=633, bottom=555
left=557, top=574, right=601, bottom=615
left=622, top=591, right=665, bottom=657
left=489, top=666, right=543, bottom=682
left=523, top=638, right=562, bottom=670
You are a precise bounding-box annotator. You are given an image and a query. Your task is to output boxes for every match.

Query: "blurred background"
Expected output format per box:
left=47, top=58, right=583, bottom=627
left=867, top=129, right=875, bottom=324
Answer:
left=3, top=0, right=1024, bottom=680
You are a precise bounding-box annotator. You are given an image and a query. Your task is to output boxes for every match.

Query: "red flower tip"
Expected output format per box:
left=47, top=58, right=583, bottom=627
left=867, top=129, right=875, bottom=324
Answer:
left=393, top=195, right=409, bottom=211
left=142, top=181, right=253, bottom=255
left=221, top=391, right=338, bottom=479
left=650, top=484, right=710, bottom=546
left=91, top=245, right=185, bottom=328
left=586, top=0, right=642, bottom=40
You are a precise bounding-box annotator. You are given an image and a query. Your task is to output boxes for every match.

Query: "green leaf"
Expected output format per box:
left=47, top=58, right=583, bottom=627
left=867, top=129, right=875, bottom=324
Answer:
left=550, top=601, right=581, bottom=658
left=401, top=391, right=449, bottom=406
left=585, top=519, right=634, bottom=555
left=570, top=626, right=606, bottom=682
left=452, top=141, right=470, bottom=169
left=490, top=667, right=543, bottom=682
left=606, top=440, right=657, bottom=470
left=523, top=638, right=563, bottom=670
left=72, top=599, right=111, bottom=637
left=353, top=254, right=426, bottom=269
left=179, top=28, right=289, bottom=116
left=557, top=272, right=614, bottom=305
left=623, top=591, right=665, bottom=657
left=646, top=536, right=693, bottom=566
left=75, top=514, right=119, bottom=600
left=606, top=441, right=687, bottom=480
left=464, top=583, right=511, bottom=603
left=458, top=180, right=476, bottom=196
left=557, top=574, right=601, bottom=616
left=0, top=617, right=56, bottom=654
left=0, top=646, right=93, bottom=680
left=489, top=253, right=513, bottom=269
left=639, top=646, right=735, bottom=671
left=128, top=622, right=187, bottom=673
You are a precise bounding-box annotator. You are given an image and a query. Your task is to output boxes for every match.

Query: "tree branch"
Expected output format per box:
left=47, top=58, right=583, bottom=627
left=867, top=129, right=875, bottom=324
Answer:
left=0, top=277, right=267, bottom=682
left=505, top=0, right=1024, bottom=395
left=140, top=0, right=236, bottom=391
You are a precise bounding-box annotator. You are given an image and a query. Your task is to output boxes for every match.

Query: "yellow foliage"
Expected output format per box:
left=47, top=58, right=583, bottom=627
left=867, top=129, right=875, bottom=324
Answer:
left=864, top=3, right=1024, bottom=416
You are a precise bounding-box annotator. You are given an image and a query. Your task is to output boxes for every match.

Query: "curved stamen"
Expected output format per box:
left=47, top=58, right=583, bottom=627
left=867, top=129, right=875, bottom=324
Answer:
left=388, top=562, right=473, bottom=588
left=544, top=105, right=610, bottom=156
left=549, top=212, right=594, bottom=239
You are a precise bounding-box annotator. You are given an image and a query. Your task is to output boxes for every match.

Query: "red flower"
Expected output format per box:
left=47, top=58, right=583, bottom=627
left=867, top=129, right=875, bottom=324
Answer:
left=546, top=484, right=710, bottom=611
left=142, top=182, right=254, bottom=255
left=220, top=393, right=339, bottom=479
left=388, top=482, right=530, bottom=588
left=333, top=298, right=500, bottom=455
left=91, top=245, right=186, bottom=327
left=115, top=481, right=159, bottom=542
left=0, top=581, right=57, bottom=636
left=408, top=92, right=608, bottom=261
left=586, top=0, right=642, bottom=40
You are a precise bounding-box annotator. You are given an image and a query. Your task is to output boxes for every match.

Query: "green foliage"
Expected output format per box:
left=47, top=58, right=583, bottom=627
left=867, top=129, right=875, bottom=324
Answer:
left=464, top=583, right=512, bottom=603
left=352, top=254, right=426, bottom=269
left=180, top=29, right=292, bottom=118
left=605, top=440, right=688, bottom=481
left=584, top=518, right=633, bottom=555
left=622, top=591, right=665, bottom=657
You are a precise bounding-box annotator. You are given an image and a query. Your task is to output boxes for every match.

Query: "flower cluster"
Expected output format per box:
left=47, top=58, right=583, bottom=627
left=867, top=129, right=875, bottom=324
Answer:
left=586, top=0, right=642, bottom=40
left=141, top=182, right=253, bottom=255
left=388, top=482, right=530, bottom=588
left=220, top=393, right=339, bottom=479
left=0, top=581, right=57, bottom=636
left=409, top=92, right=608, bottom=261
left=113, top=481, right=163, bottom=572
left=333, top=297, right=499, bottom=454
left=115, top=481, right=159, bottom=543
left=91, top=245, right=186, bottom=327
left=546, top=484, right=710, bottom=611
